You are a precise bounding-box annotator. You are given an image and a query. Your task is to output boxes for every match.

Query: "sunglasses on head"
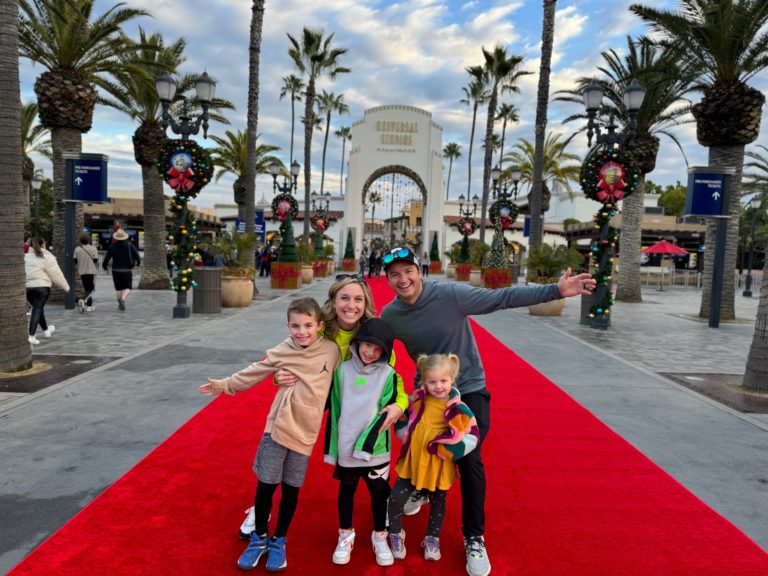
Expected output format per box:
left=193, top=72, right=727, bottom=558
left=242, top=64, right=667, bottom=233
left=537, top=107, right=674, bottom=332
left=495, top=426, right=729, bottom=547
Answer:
left=335, top=273, right=367, bottom=284
left=382, top=247, right=414, bottom=265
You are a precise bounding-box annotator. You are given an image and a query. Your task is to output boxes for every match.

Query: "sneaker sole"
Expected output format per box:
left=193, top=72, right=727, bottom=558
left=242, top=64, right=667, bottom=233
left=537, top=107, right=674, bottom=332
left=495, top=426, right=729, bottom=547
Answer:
left=237, top=550, right=267, bottom=570
left=466, top=562, right=491, bottom=576
left=332, top=554, right=351, bottom=565
left=265, top=561, right=287, bottom=572
left=403, top=505, right=422, bottom=516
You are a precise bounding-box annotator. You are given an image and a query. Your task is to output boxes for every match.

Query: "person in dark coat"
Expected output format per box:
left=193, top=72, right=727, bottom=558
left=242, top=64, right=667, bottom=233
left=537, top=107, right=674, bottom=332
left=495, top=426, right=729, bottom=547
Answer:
left=102, top=229, right=140, bottom=311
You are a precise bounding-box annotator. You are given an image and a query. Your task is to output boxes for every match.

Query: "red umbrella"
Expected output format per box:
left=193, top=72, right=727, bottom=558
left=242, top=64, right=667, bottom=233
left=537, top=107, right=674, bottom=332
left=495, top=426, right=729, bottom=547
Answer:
left=641, top=240, right=688, bottom=255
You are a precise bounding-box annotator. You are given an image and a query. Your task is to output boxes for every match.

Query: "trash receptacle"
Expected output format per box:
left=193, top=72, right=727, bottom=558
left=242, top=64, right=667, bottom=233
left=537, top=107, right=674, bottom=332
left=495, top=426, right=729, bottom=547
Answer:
left=193, top=267, right=222, bottom=314
left=510, top=263, right=520, bottom=284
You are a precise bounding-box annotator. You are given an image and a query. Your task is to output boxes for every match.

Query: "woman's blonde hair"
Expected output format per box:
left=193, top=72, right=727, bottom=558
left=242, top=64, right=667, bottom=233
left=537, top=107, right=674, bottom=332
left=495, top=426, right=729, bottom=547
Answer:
left=321, top=277, right=376, bottom=339
left=416, top=353, right=460, bottom=384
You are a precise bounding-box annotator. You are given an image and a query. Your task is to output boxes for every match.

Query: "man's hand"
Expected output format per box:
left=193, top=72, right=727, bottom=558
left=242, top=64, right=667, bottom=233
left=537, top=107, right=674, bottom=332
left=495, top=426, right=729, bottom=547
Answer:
left=274, top=369, right=299, bottom=387
left=378, top=404, right=404, bottom=433
left=557, top=267, right=596, bottom=298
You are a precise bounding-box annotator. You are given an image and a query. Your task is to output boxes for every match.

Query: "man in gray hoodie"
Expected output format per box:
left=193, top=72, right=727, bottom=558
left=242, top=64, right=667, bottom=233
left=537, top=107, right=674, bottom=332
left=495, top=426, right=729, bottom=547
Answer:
left=380, top=246, right=594, bottom=576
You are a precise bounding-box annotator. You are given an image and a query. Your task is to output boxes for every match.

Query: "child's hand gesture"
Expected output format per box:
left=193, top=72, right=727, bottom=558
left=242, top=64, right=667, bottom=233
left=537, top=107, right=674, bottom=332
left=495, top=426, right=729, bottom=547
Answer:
left=198, top=378, right=224, bottom=396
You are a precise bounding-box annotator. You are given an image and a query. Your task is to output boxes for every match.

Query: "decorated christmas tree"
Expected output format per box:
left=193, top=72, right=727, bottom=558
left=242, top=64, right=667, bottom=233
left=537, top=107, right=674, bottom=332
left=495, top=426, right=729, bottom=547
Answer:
left=344, top=229, right=355, bottom=259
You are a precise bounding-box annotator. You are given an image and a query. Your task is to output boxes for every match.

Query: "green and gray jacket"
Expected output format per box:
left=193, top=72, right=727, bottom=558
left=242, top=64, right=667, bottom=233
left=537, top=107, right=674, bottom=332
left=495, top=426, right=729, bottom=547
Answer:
left=323, top=343, right=398, bottom=468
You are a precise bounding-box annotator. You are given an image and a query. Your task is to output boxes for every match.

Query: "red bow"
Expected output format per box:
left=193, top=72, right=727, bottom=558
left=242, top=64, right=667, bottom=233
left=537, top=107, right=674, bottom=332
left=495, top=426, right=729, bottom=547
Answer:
left=168, top=167, right=195, bottom=192
left=596, top=161, right=626, bottom=203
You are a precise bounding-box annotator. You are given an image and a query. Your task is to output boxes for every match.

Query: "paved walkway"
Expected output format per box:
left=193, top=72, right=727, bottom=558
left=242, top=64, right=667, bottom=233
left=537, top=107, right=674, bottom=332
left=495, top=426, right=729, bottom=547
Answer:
left=1, top=272, right=766, bottom=573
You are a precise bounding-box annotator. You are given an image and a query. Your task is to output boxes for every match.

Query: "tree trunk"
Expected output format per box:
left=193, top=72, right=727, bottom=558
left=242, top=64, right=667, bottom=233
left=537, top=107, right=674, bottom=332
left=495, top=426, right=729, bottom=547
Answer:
left=303, top=78, right=316, bottom=242
left=0, top=0, right=32, bottom=372
left=50, top=126, right=83, bottom=302
left=699, top=145, right=743, bottom=321
left=138, top=165, right=169, bottom=289
left=528, top=0, right=557, bottom=254
left=468, top=103, right=479, bottom=238
left=244, top=0, right=265, bottom=266
left=479, top=88, right=498, bottom=245
left=743, top=247, right=768, bottom=391
left=445, top=158, right=453, bottom=200
left=616, top=178, right=645, bottom=302
left=320, top=110, right=331, bottom=194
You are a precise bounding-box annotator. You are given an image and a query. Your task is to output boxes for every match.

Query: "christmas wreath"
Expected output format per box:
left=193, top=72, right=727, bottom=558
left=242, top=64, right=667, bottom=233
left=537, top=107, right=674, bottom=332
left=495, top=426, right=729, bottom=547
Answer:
left=580, top=147, right=640, bottom=204
left=457, top=216, right=477, bottom=237
left=310, top=212, right=328, bottom=233
left=489, top=199, right=519, bottom=229
left=272, top=193, right=299, bottom=222
left=156, top=139, right=213, bottom=198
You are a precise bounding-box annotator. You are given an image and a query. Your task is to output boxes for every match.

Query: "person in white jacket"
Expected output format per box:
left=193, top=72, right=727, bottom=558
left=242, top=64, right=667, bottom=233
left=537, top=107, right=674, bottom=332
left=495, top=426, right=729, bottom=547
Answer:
left=25, top=237, right=70, bottom=345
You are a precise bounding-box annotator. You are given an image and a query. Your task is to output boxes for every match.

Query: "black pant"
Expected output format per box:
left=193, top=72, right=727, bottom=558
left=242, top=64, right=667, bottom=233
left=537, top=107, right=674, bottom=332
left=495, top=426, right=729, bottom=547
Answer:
left=336, top=465, right=391, bottom=532
left=81, top=274, right=95, bottom=306
left=456, top=389, right=491, bottom=538
left=26, top=286, right=51, bottom=335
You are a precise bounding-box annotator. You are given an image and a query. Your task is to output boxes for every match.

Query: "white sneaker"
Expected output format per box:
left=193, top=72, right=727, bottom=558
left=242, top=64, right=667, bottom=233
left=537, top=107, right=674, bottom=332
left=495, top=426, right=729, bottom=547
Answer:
left=371, top=531, right=394, bottom=566
left=389, top=529, right=406, bottom=560
left=28, top=335, right=40, bottom=345
left=76, top=299, right=85, bottom=313
left=403, top=490, right=429, bottom=516
left=332, top=529, right=355, bottom=565
left=85, top=306, right=95, bottom=312
left=422, top=535, right=441, bottom=561
left=465, top=535, right=491, bottom=576
left=239, top=506, right=255, bottom=540
left=43, top=325, right=55, bottom=338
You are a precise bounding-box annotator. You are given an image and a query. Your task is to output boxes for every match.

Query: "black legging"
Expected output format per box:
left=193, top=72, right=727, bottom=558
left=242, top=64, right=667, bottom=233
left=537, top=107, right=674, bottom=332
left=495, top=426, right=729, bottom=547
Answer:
left=81, top=274, right=95, bottom=306
left=388, top=477, right=447, bottom=537
left=26, top=286, right=51, bottom=335
left=338, top=472, right=391, bottom=532
left=253, top=480, right=299, bottom=538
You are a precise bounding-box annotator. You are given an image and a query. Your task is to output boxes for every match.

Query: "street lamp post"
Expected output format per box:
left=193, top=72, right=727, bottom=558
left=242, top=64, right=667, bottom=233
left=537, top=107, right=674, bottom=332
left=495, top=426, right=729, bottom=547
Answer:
left=31, top=175, right=43, bottom=237
left=271, top=160, right=301, bottom=254
left=155, top=70, right=216, bottom=319
left=311, top=190, right=331, bottom=258
left=582, top=78, right=645, bottom=329
left=743, top=196, right=762, bottom=297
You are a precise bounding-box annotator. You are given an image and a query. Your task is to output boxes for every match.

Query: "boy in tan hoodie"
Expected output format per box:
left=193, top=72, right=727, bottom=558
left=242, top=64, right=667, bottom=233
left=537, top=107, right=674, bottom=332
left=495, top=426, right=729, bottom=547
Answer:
left=198, top=297, right=340, bottom=572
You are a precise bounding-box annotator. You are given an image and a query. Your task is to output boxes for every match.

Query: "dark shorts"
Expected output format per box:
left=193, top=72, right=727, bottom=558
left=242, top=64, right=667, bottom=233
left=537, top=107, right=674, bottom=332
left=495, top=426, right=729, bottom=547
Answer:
left=112, top=271, right=133, bottom=291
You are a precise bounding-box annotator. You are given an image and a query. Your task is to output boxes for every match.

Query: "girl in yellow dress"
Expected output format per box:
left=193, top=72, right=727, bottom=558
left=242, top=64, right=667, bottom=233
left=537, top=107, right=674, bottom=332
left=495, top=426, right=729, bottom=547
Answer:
left=387, top=354, right=479, bottom=561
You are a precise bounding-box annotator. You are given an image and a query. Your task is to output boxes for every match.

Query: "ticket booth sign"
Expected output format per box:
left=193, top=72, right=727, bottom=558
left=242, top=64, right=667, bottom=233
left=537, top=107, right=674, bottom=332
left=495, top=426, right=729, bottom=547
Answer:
left=685, top=168, right=725, bottom=216
left=65, top=153, right=109, bottom=203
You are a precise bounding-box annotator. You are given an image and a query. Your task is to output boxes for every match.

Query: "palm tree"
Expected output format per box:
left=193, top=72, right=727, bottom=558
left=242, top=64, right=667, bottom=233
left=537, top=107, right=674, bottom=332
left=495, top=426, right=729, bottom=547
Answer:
left=0, top=0, right=32, bottom=372
left=529, top=0, right=557, bottom=252
left=442, top=142, right=462, bottom=199
left=279, top=74, right=305, bottom=166
left=244, top=0, right=266, bottom=266
left=287, top=27, right=351, bottom=241
left=316, top=90, right=349, bottom=196
left=495, top=102, right=519, bottom=169
left=745, top=145, right=768, bottom=195
left=557, top=37, right=693, bottom=302
left=21, top=101, right=51, bottom=218
left=18, top=0, right=150, bottom=282
left=503, top=133, right=581, bottom=210
left=630, top=0, right=768, bottom=323
left=210, top=130, right=281, bottom=221
left=460, top=66, right=489, bottom=223
left=478, top=45, right=529, bottom=244
left=368, top=190, right=383, bottom=241
left=335, top=126, right=352, bottom=196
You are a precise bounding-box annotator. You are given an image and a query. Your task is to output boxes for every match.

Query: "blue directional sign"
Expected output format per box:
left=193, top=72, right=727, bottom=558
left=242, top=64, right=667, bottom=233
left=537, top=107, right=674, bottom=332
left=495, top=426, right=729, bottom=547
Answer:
left=523, top=215, right=531, bottom=237
left=66, top=154, right=109, bottom=203
left=685, top=169, right=725, bottom=216
left=236, top=210, right=267, bottom=243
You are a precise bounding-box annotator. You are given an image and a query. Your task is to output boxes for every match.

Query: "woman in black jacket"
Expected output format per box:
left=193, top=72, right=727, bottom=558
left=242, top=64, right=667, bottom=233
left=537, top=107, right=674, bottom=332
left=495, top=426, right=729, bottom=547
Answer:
left=102, top=229, right=140, bottom=311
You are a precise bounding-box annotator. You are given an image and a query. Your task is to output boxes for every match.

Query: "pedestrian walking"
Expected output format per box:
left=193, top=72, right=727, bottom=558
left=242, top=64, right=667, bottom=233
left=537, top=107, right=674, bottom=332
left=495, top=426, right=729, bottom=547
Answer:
left=102, top=229, right=140, bottom=311
left=74, top=233, right=99, bottom=312
left=25, top=237, right=70, bottom=346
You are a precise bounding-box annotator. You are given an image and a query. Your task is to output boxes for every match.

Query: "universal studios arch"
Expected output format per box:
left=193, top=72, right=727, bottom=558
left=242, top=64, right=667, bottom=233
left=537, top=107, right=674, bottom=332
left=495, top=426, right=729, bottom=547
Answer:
left=345, top=105, right=444, bottom=261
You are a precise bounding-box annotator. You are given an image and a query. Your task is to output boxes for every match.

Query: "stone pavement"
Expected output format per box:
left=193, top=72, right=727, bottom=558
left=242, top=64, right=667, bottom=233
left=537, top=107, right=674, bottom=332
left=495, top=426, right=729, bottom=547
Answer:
left=0, top=272, right=766, bottom=572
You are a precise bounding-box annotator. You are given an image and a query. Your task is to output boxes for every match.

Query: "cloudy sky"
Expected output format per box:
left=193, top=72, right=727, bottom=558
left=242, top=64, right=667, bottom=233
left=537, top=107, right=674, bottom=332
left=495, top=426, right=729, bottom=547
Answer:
left=19, top=0, right=768, bottom=209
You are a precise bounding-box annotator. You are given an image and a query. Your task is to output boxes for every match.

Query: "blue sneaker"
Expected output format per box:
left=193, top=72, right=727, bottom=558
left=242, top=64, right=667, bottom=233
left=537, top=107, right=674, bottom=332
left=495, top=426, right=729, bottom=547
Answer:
left=237, top=532, right=269, bottom=570
left=266, top=536, right=287, bottom=572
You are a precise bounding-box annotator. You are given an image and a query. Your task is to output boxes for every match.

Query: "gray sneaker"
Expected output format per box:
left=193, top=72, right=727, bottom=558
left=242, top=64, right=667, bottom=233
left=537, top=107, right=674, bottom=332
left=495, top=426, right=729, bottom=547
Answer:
left=403, top=490, right=429, bottom=516
left=464, top=535, right=490, bottom=576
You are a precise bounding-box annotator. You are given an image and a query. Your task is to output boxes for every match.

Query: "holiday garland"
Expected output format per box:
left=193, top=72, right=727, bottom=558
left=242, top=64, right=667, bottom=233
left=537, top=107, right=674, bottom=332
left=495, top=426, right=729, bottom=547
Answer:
left=156, top=139, right=214, bottom=293
left=310, top=212, right=328, bottom=232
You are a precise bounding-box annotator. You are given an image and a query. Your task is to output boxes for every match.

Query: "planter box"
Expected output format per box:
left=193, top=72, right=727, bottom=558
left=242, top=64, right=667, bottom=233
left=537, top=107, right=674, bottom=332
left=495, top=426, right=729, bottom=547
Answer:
left=301, top=265, right=314, bottom=284
left=221, top=276, right=254, bottom=307
left=483, top=268, right=512, bottom=289
left=271, top=262, right=301, bottom=289
left=455, top=263, right=472, bottom=281
left=341, top=258, right=356, bottom=272
left=528, top=298, right=565, bottom=316
left=445, top=264, right=456, bottom=278
left=429, top=261, right=442, bottom=274
left=469, top=269, right=483, bottom=287
left=313, top=261, right=328, bottom=278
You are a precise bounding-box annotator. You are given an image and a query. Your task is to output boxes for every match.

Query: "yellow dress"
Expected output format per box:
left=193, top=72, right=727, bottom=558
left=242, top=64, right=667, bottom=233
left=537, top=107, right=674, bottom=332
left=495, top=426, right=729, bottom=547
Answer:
left=395, top=395, right=457, bottom=491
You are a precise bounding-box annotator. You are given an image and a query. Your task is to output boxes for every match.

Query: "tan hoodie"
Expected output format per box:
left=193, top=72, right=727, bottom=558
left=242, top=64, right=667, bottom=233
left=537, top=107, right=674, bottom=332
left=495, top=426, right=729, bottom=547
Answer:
left=210, top=336, right=340, bottom=456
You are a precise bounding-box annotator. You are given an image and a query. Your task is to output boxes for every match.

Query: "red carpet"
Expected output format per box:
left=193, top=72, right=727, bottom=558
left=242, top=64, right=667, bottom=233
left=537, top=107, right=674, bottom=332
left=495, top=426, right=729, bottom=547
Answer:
left=9, top=279, right=768, bottom=575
